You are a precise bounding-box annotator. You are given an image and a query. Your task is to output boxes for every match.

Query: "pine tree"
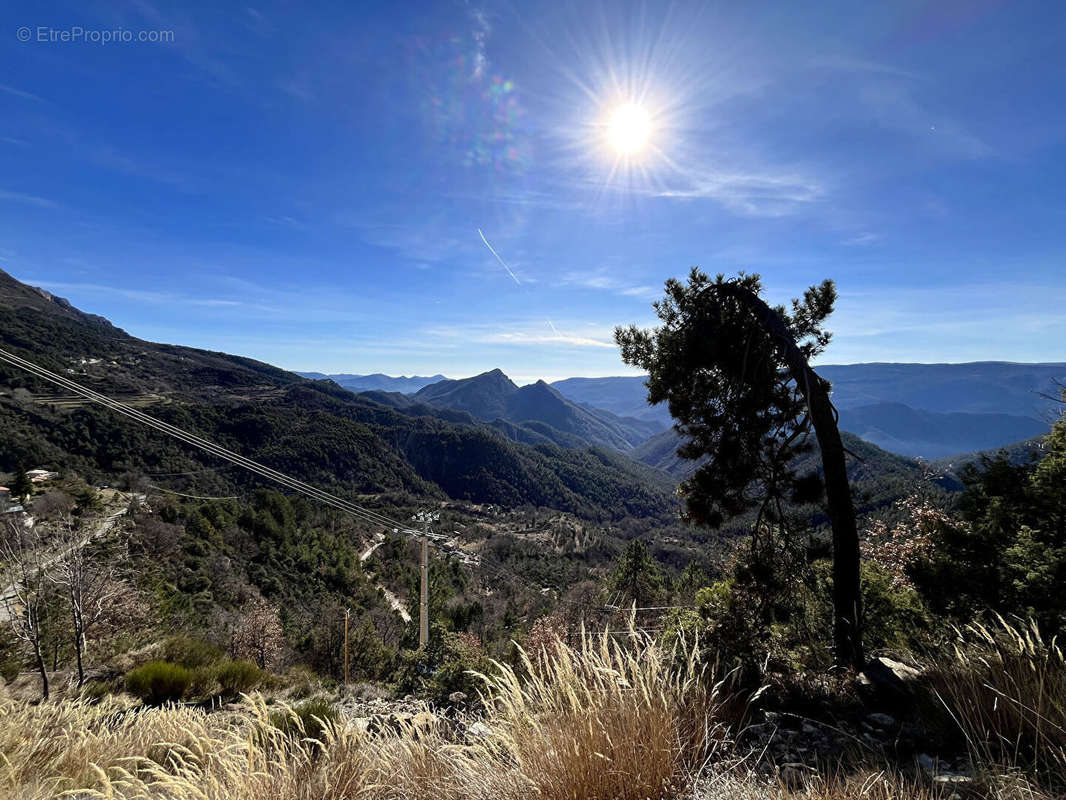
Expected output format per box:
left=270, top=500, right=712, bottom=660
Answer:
left=616, top=269, right=863, bottom=669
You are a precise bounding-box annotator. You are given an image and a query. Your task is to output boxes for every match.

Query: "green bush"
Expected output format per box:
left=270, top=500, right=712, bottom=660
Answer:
left=269, top=697, right=339, bottom=743
left=281, top=665, right=323, bottom=700
left=395, top=625, right=488, bottom=706
left=162, top=634, right=223, bottom=669
left=213, top=659, right=264, bottom=698
left=125, top=660, right=194, bottom=705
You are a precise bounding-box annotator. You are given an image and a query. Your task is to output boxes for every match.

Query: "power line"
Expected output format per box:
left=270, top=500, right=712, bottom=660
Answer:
left=145, top=485, right=239, bottom=501
left=0, top=347, right=444, bottom=541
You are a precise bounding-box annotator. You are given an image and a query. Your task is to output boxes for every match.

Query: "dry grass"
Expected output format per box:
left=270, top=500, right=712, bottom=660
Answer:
left=0, top=633, right=731, bottom=800
left=1, top=626, right=1064, bottom=800
left=478, top=632, right=737, bottom=800
left=927, top=616, right=1066, bottom=790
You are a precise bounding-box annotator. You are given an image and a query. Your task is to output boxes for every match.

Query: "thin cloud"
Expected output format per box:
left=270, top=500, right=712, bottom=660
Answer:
left=561, top=269, right=661, bottom=301
left=486, top=331, right=616, bottom=348
left=426, top=320, right=618, bottom=349
left=0, top=189, right=58, bottom=209
left=23, top=279, right=278, bottom=312
left=0, top=84, right=46, bottom=103
left=654, top=170, right=825, bottom=216
left=842, top=232, right=880, bottom=246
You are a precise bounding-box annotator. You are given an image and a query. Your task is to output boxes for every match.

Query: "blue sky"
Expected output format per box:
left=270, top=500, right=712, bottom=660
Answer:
left=3, top=0, right=1064, bottom=383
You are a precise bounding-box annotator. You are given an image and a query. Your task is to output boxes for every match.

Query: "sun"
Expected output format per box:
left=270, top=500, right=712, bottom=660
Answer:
left=606, top=103, right=652, bottom=157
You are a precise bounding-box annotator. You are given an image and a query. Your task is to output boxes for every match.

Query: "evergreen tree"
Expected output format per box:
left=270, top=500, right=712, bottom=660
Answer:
left=11, top=468, right=33, bottom=505
left=607, top=541, right=664, bottom=608
left=616, top=269, right=863, bottom=668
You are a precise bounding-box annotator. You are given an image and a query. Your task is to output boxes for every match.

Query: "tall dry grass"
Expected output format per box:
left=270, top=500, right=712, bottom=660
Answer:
left=478, top=631, right=738, bottom=800
left=926, top=616, right=1066, bottom=791
left=0, top=632, right=735, bottom=800
left=3, top=624, right=1064, bottom=800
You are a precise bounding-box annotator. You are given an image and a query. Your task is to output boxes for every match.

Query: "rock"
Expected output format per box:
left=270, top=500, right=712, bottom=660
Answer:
left=348, top=717, right=371, bottom=734
left=917, top=753, right=937, bottom=775
left=467, top=721, right=493, bottom=738
left=448, top=691, right=468, bottom=704
left=933, top=774, right=973, bottom=786
left=867, top=712, right=897, bottom=729
left=860, top=656, right=920, bottom=700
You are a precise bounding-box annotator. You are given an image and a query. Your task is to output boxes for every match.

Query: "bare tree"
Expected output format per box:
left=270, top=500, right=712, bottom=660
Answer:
left=50, top=515, right=137, bottom=687
left=229, top=596, right=284, bottom=669
left=0, top=514, right=53, bottom=699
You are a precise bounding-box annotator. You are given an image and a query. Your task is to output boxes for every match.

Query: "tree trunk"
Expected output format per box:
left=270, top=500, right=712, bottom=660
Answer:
left=74, top=623, right=86, bottom=688
left=710, top=285, right=864, bottom=669
left=33, top=639, right=49, bottom=700
left=802, top=375, right=864, bottom=670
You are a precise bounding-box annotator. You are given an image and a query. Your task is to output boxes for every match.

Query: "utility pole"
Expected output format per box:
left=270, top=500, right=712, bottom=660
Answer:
left=419, top=527, right=429, bottom=649
left=412, top=510, right=438, bottom=649
left=343, top=607, right=350, bottom=685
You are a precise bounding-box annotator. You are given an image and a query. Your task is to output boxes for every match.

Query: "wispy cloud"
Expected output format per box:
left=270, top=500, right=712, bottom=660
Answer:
left=0, top=189, right=58, bottom=209
left=858, top=82, right=993, bottom=160
left=560, top=269, right=661, bottom=301
left=22, top=279, right=280, bottom=313
left=469, top=8, right=490, bottom=80
left=842, top=232, right=880, bottom=246
left=654, top=170, right=825, bottom=217
left=0, top=84, right=46, bottom=103
left=128, top=0, right=242, bottom=89
left=265, top=215, right=308, bottom=230
left=824, top=282, right=1066, bottom=363
left=426, top=319, right=617, bottom=349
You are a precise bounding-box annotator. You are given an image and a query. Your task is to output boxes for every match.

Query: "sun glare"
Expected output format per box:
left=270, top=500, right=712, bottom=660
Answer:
left=606, top=103, right=652, bottom=157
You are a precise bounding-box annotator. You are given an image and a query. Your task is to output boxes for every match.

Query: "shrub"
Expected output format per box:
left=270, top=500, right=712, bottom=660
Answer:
left=396, top=626, right=489, bottom=706
left=280, top=665, right=323, bottom=700
left=125, top=660, right=193, bottom=705
left=162, top=634, right=223, bottom=669
left=213, top=659, right=264, bottom=699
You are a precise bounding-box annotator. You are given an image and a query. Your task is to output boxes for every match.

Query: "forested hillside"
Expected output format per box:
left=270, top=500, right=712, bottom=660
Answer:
left=0, top=270, right=674, bottom=522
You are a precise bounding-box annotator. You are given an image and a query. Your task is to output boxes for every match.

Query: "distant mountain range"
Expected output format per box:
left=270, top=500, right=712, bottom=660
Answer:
left=547, top=365, right=1064, bottom=460
left=355, top=369, right=664, bottom=453
left=836, top=402, right=1050, bottom=460
left=297, top=372, right=446, bottom=394
left=298, top=361, right=1065, bottom=460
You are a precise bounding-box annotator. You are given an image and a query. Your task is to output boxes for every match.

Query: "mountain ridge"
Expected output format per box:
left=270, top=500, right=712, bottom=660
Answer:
left=412, top=370, right=664, bottom=452
left=297, top=372, right=447, bottom=394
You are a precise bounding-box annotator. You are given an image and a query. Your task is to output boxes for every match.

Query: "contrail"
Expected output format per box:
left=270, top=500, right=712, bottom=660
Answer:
left=477, top=228, right=563, bottom=341
left=477, top=228, right=522, bottom=286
